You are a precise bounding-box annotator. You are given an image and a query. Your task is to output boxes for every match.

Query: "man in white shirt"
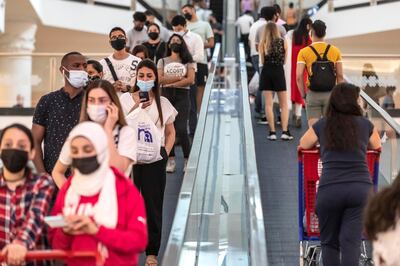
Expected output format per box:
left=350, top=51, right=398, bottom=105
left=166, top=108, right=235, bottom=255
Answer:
left=100, top=27, right=142, bottom=97
left=182, top=4, right=214, bottom=115
left=126, top=12, right=149, bottom=53
left=171, top=15, right=205, bottom=136
left=235, top=10, right=254, bottom=60
left=145, top=10, right=171, bottom=42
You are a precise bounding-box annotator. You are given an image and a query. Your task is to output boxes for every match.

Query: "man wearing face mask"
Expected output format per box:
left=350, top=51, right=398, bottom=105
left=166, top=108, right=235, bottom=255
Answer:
left=181, top=4, right=214, bottom=115
left=100, top=27, right=142, bottom=97
left=126, top=11, right=149, bottom=53
left=32, top=51, right=87, bottom=176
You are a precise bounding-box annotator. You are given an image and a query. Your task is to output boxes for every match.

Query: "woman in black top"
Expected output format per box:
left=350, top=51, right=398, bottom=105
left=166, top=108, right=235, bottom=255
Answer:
left=143, top=23, right=167, bottom=64
left=259, top=22, right=292, bottom=141
left=300, top=83, right=381, bottom=266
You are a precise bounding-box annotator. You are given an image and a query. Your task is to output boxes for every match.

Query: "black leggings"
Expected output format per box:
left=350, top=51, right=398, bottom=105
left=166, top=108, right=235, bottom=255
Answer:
left=133, top=148, right=168, bottom=256
left=162, top=87, right=191, bottom=158
left=315, top=182, right=372, bottom=266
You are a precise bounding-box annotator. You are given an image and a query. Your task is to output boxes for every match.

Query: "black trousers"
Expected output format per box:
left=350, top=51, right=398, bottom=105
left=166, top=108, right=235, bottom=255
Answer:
left=162, top=87, right=191, bottom=158
left=189, top=84, right=197, bottom=135
left=315, top=182, right=372, bottom=266
left=133, top=148, right=168, bottom=256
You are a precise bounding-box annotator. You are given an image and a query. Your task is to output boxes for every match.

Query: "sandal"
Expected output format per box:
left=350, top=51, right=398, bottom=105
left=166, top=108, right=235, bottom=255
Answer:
left=145, top=255, right=158, bottom=266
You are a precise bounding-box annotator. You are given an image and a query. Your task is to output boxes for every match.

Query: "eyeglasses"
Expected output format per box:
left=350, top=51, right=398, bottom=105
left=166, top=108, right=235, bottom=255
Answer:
left=110, top=35, right=126, bottom=41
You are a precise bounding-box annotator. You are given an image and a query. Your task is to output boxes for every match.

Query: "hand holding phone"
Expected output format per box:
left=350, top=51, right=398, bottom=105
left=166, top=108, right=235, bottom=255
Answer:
left=139, top=91, right=149, bottom=102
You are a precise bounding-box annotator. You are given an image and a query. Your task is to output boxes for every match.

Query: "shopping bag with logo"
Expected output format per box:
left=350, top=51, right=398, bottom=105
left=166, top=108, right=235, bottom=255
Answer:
left=126, top=106, right=162, bottom=164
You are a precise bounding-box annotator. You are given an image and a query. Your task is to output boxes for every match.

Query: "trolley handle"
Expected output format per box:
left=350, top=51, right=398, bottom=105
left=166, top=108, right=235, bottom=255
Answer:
left=0, top=250, right=103, bottom=265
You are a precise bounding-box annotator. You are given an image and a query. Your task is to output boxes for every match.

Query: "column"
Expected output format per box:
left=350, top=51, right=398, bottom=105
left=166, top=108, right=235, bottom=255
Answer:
left=0, top=21, right=37, bottom=107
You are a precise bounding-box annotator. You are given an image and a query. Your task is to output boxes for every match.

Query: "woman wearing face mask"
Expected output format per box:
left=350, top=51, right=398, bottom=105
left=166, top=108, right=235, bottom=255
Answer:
left=158, top=34, right=195, bottom=173
left=50, top=122, right=147, bottom=266
left=52, top=80, right=137, bottom=188
left=143, top=23, right=167, bottom=64
left=120, top=59, right=177, bottom=266
left=0, top=124, right=54, bottom=266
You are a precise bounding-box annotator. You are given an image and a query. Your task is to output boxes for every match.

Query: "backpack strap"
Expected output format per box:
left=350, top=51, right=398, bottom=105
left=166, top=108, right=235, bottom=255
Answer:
left=309, top=45, right=322, bottom=61
left=104, top=57, right=119, bottom=82
left=322, top=44, right=331, bottom=61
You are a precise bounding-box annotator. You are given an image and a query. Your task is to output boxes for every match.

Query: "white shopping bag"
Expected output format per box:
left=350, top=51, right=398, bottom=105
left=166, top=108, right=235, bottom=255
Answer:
left=126, top=107, right=163, bottom=164
left=248, top=72, right=259, bottom=95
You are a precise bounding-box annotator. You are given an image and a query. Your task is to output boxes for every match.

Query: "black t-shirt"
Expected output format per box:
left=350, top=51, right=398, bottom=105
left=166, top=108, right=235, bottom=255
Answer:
left=32, top=88, right=83, bottom=174
left=312, top=116, right=374, bottom=187
left=211, top=22, right=222, bottom=43
left=143, top=41, right=167, bottom=64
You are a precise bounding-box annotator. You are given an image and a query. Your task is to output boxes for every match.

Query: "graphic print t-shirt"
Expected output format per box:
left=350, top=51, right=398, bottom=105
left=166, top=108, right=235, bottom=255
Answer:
left=100, top=54, right=142, bottom=87
left=157, top=57, right=196, bottom=90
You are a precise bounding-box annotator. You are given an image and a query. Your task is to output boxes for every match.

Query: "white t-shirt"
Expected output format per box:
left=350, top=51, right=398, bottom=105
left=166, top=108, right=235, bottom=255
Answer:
left=100, top=54, right=141, bottom=89
left=127, top=27, right=149, bottom=52
left=182, top=30, right=205, bottom=64
left=120, top=94, right=178, bottom=146
left=187, top=20, right=214, bottom=63
left=248, top=18, right=267, bottom=56
left=59, top=125, right=137, bottom=166
left=255, top=21, right=287, bottom=44
left=157, top=57, right=196, bottom=90
left=235, top=14, right=254, bottom=35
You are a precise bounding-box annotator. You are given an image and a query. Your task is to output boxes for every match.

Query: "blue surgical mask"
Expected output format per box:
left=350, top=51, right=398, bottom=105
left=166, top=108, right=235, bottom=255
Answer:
left=137, top=79, right=155, bottom=92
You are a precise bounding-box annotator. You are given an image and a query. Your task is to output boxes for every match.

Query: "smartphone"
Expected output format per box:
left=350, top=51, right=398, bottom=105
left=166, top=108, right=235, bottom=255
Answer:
left=139, top=91, right=149, bottom=102
left=44, top=215, right=67, bottom=228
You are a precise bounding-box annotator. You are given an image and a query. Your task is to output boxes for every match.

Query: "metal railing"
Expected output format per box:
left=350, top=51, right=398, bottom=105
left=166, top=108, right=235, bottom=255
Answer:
left=162, top=43, right=221, bottom=266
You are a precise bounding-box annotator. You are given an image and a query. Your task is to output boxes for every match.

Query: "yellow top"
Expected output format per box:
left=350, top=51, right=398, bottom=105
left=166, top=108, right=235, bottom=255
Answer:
left=297, top=42, right=342, bottom=76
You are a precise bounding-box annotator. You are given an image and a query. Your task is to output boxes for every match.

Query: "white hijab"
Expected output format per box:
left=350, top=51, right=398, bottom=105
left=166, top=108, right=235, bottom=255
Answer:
left=63, top=122, right=118, bottom=229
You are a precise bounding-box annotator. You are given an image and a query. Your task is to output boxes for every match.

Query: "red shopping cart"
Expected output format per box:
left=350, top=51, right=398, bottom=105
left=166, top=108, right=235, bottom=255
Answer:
left=298, top=149, right=380, bottom=265
left=0, top=250, right=103, bottom=265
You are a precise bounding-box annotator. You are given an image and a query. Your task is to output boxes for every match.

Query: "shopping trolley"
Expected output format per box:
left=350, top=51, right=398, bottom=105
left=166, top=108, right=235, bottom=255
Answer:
left=0, top=250, right=103, bottom=266
left=298, top=148, right=380, bottom=266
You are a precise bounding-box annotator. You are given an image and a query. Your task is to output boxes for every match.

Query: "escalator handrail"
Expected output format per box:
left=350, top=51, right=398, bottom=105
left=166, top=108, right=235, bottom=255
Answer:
left=344, top=75, right=400, bottom=135
left=239, top=43, right=268, bottom=266
left=162, top=43, right=221, bottom=266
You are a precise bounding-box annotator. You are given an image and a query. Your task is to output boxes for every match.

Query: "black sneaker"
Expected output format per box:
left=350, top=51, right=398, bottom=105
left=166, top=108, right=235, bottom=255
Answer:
left=267, top=131, right=277, bottom=141
left=257, top=117, right=268, bottom=125
left=277, top=115, right=281, bottom=125
left=281, top=131, right=294, bottom=141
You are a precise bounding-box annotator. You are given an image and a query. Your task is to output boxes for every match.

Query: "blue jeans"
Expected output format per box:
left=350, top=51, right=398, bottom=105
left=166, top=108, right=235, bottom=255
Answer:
left=251, top=55, right=263, bottom=114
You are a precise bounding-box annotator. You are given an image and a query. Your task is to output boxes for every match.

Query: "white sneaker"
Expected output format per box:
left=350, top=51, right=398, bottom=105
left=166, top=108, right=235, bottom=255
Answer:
left=166, top=158, right=176, bottom=173
left=267, top=132, right=277, bottom=141
left=281, top=131, right=294, bottom=141
left=183, top=159, right=188, bottom=172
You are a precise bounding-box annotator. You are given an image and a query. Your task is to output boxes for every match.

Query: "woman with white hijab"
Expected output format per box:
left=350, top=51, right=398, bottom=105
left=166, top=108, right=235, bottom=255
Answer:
left=50, top=122, right=147, bottom=266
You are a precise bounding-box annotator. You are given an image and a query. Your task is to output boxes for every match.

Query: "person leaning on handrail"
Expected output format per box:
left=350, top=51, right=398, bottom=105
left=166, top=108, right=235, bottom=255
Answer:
left=299, top=83, right=381, bottom=265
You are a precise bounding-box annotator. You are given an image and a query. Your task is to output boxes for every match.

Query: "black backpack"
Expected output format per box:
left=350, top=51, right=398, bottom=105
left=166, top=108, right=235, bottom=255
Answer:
left=308, top=45, right=336, bottom=92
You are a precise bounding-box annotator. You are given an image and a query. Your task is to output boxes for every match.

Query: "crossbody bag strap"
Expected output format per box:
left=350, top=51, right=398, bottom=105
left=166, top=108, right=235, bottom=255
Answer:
left=104, top=57, right=119, bottom=82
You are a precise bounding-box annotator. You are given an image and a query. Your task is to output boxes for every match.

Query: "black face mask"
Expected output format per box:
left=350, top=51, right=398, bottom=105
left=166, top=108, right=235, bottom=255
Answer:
left=148, top=32, right=159, bottom=40
left=89, top=75, right=100, bottom=81
left=1, top=149, right=28, bottom=173
left=170, top=43, right=182, bottom=53
left=134, top=26, right=144, bottom=31
left=72, top=156, right=100, bottom=175
left=184, top=13, right=193, bottom=21
left=111, top=38, right=126, bottom=51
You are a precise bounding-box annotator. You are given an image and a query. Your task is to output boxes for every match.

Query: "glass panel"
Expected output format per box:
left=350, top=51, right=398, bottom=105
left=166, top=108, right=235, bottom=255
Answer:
left=0, top=53, right=107, bottom=107
left=343, top=55, right=400, bottom=186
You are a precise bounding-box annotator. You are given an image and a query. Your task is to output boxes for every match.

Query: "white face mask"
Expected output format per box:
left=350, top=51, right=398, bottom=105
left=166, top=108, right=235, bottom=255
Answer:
left=87, top=104, right=107, bottom=123
left=64, top=68, right=88, bottom=88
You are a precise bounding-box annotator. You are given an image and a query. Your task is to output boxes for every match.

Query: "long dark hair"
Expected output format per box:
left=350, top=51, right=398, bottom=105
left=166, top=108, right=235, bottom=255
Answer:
left=293, top=17, right=312, bottom=45
left=0, top=124, right=34, bottom=150
left=81, top=79, right=127, bottom=126
left=133, top=59, right=164, bottom=126
left=165, top=34, right=194, bottom=64
left=324, top=83, right=363, bottom=151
